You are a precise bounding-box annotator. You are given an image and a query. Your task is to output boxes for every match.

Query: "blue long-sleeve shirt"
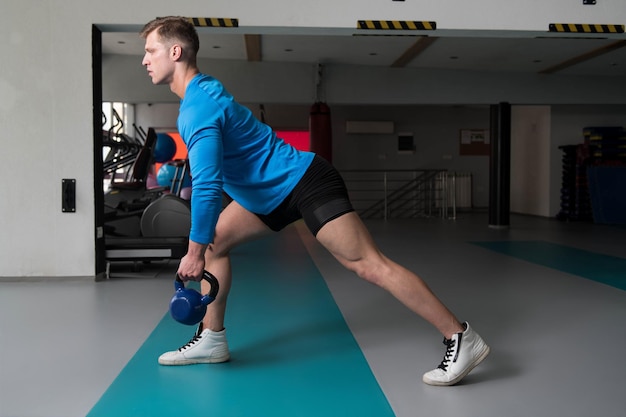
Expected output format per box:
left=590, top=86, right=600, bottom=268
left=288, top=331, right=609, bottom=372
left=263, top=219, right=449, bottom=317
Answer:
left=177, top=74, right=315, bottom=244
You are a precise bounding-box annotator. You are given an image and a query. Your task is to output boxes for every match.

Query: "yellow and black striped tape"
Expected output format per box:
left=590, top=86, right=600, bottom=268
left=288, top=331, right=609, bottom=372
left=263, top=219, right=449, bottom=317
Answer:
left=357, top=20, right=436, bottom=30
left=549, top=23, right=624, bottom=33
left=188, top=17, right=239, bottom=28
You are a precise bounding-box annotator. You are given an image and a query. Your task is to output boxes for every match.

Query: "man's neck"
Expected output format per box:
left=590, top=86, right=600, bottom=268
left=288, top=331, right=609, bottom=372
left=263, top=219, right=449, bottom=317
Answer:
left=171, top=67, right=200, bottom=99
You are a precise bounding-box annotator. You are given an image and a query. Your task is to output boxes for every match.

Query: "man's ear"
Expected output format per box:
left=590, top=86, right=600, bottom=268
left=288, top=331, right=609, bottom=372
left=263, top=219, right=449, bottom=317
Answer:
left=170, top=44, right=182, bottom=61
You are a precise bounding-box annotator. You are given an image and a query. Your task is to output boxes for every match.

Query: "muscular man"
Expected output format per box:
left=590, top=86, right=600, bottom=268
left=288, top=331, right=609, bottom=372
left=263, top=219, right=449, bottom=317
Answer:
left=140, top=16, right=489, bottom=386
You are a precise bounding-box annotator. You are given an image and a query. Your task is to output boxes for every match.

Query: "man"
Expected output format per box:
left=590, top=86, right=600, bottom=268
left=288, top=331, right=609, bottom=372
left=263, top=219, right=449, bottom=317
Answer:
left=140, top=16, right=489, bottom=386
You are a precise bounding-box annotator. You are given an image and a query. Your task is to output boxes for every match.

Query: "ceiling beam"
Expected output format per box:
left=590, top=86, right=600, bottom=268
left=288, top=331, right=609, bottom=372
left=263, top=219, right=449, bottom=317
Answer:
left=539, top=39, right=626, bottom=75
left=245, top=34, right=262, bottom=62
left=391, top=36, right=438, bottom=68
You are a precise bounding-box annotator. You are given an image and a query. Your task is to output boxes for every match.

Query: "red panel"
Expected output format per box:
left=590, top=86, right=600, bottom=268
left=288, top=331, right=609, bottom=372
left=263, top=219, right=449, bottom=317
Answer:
left=276, top=130, right=310, bottom=152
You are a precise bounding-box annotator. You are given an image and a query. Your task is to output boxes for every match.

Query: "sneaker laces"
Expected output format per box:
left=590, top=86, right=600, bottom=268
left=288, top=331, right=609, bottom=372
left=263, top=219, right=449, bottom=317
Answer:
left=177, top=323, right=203, bottom=352
left=437, top=338, right=456, bottom=371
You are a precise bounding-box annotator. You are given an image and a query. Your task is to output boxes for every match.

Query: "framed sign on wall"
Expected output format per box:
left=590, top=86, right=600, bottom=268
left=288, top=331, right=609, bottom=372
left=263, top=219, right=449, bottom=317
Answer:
left=460, top=128, right=490, bottom=156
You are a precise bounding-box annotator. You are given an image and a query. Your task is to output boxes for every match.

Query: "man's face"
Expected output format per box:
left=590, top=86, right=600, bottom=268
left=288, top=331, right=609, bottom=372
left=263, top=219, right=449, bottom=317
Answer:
left=142, top=30, right=174, bottom=85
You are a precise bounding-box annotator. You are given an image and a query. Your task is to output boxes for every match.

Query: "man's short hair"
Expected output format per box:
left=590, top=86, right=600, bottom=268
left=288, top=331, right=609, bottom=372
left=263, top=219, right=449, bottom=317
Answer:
left=140, top=16, right=200, bottom=56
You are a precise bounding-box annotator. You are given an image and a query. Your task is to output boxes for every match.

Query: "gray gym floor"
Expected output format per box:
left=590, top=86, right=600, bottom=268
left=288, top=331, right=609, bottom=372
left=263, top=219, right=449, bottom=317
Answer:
left=1, top=212, right=624, bottom=417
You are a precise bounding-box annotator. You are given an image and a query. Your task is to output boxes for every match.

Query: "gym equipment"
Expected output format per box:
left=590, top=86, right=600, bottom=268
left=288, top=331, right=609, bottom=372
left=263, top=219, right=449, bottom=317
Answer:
left=309, top=102, right=332, bottom=163
left=156, top=161, right=192, bottom=189
left=104, top=128, right=191, bottom=272
left=109, top=125, right=157, bottom=190
left=105, top=236, right=187, bottom=263
left=146, top=172, right=159, bottom=189
left=170, top=271, right=220, bottom=325
left=102, top=110, right=146, bottom=182
left=154, top=133, right=177, bottom=163
left=104, top=127, right=162, bottom=234
left=140, top=194, right=190, bottom=237
left=180, top=186, right=192, bottom=200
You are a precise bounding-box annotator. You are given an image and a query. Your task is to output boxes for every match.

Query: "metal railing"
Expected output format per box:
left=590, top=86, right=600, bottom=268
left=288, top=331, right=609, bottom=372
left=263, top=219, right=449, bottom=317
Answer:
left=340, top=169, right=457, bottom=220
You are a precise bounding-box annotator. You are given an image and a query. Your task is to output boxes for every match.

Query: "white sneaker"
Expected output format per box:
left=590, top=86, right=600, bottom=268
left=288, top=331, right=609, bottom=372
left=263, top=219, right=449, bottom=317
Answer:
left=158, top=324, right=230, bottom=366
left=422, top=322, right=490, bottom=386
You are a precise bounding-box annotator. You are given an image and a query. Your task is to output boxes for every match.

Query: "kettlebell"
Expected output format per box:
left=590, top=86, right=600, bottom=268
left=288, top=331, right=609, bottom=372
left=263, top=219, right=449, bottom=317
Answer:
left=169, top=271, right=220, bottom=325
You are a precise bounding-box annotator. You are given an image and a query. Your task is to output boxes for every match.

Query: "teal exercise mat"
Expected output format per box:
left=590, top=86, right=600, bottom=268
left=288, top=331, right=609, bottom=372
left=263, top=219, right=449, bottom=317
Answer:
left=88, top=228, right=395, bottom=417
left=472, top=240, right=626, bottom=291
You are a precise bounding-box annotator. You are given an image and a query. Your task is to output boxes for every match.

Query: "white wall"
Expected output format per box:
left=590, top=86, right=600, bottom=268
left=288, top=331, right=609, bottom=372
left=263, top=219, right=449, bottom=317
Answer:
left=89, top=0, right=626, bottom=33
left=511, top=106, right=552, bottom=216
left=2, top=0, right=626, bottom=278
left=1, top=1, right=94, bottom=277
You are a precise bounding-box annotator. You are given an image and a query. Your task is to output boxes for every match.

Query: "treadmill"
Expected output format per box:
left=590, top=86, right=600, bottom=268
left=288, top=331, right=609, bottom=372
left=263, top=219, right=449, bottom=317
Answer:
left=103, top=127, right=190, bottom=276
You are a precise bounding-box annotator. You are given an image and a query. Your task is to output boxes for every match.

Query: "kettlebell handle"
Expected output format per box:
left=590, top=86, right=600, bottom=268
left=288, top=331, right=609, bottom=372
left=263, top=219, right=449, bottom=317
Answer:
left=175, top=270, right=220, bottom=305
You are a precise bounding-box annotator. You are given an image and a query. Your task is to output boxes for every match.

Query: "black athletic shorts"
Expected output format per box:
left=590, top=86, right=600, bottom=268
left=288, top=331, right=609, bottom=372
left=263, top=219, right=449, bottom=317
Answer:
left=254, top=155, right=355, bottom=236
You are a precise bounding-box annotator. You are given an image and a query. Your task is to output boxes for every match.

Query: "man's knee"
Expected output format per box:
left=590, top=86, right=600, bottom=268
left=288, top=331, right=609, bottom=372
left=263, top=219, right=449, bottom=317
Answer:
left=205, top=241, right=230, bottom=261
left=350, top=256, right=391, bottom=287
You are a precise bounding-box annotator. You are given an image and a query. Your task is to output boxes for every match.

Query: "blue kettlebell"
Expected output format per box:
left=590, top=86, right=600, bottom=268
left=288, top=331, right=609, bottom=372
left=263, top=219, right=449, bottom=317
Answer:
left=169, top=271, right=220, bottom=325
